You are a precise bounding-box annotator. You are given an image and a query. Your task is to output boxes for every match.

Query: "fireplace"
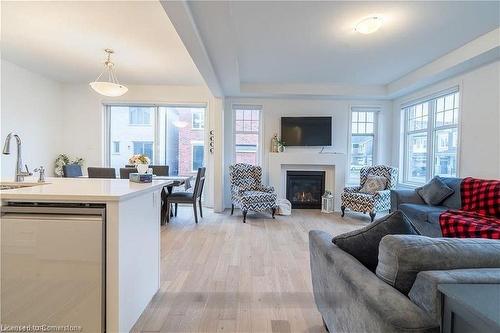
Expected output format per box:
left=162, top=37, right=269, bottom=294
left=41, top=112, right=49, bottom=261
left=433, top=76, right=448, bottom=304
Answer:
left=286, top=171, right=325, bottom=209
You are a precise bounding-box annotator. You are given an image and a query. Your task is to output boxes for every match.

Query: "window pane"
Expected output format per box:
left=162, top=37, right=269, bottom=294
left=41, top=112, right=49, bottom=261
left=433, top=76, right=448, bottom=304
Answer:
left=109, top=106, right=155, bottom=171
left=236, top=109, right=244, bottom=120
left=358, top=112, right=366, bottom=122
left=433, top=128, right=457, bottom=177
left=243, top=110, right=252, bottom=120
left=192, top=144, right=204, bottom=171
left=159, top=106, right=205, bottom=176
left=352, top=123, right=357, bottom=134
left=366, top=112, right=374, bottom=122
left=352, top=112, right=358, bottom=122
left=445, top=94, right=454, bottom=110
left=252, top=109, right=259, bottom=120
left=358, top=123, right=366, bottom=134
left=436, top=98, right=444, bottom=112
left=366, top=123, right=374, bottom=134
left=235, top=120, right=244, bottom=131
left=454, top=93, right=459, bottom=107
left=349, top=135, right=374, bottom=183
left=235, top=133, right=258, bottom=165
left=436, top=112, right=444, bottom=127
left=407, top=133, right=427, bottom=184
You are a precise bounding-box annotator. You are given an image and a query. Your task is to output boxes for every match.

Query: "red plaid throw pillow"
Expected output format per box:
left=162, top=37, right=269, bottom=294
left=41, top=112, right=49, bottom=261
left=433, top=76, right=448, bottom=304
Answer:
left=440, top=210, right=500, bottom=239
left=461, top=177, right=500, bottom=218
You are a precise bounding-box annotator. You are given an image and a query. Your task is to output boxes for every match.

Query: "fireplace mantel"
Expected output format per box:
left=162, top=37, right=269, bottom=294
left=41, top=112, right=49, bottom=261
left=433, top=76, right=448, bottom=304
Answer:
left=268, top=152, right=346, bottom=211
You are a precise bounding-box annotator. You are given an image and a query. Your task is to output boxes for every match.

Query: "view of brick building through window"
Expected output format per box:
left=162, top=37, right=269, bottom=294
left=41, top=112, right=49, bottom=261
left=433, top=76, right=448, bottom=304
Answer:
left=234, top=107, right=260, bottom=165
left=108, top=105, right=205, bottom=176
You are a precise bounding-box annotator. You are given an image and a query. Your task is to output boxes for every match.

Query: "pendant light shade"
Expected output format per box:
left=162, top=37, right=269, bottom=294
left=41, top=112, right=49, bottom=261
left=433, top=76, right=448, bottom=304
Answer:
left=89, top=49, right=128, bottom=97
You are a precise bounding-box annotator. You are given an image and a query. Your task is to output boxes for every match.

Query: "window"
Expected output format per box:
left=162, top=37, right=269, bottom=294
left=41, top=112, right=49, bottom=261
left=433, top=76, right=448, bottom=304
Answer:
left=192, top=142, right=204, bottom=171
left=129, top=107, right=152, bottom=125
left=112, top=141, right=120, bottom=154
left=403, top=90, right=459, bottom=185
left=105, top=104, right=206, bottom=176
left=233, top=105, right=261, bottom=165
left=133, top=141, right=154, bottom=161
left=192, top=111, right=204, bottom=130
left=348, top=107, right=378, bottom=183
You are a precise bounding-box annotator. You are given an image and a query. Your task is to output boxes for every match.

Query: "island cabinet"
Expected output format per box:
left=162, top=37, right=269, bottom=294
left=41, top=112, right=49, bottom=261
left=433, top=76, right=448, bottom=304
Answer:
left=0, top=177, right=172, bottom=333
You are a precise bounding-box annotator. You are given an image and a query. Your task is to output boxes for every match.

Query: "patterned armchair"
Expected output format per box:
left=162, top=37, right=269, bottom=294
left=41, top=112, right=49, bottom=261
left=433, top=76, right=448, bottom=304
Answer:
left=229, top=163, right=278, bottom=223
left=341, top=165, right=398, bottom=222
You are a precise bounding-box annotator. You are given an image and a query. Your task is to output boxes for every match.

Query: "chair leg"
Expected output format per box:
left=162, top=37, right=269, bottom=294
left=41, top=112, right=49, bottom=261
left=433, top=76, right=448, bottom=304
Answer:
left=174, top=203, right=178, bottom=217
left=341, top=206, right=345, bottom=217
left=199, top=199, right=203, bottom=218
left=193, top=201, right=198, bottom=224
left=242, top=210, right=247, bottom=223
left=166, top=201, right=170, bottom=223
left=272, top=208, right=276, bottom=219
left=369, top=212, right=376, bottom=222
left=230, top=204, right=234, bottom=215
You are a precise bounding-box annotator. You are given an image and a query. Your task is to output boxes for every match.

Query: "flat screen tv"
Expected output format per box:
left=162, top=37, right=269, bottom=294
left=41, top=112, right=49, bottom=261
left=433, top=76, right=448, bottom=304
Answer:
left=281, top=116, right=332, bottom=146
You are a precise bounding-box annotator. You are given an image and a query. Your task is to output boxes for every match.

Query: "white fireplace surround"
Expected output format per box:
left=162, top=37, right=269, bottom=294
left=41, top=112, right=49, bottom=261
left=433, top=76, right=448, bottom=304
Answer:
left=268, top=152, right=346, bottom=211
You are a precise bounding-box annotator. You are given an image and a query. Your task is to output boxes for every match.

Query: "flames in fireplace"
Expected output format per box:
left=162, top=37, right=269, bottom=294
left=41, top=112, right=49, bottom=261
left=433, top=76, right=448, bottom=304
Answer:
left=293, top=191, right=317, bottom=203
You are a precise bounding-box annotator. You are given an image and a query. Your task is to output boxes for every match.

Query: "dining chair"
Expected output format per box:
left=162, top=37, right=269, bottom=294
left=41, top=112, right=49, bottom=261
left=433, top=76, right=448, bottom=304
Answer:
left=119, top=167, right=137, bottom=179
left=87, top=167, right=116, bottom=179
left=150, top=165, right=169, bottom=176
left=62, top=164, right=83, bottom=178
left=166, top=167, right=205, bottom=223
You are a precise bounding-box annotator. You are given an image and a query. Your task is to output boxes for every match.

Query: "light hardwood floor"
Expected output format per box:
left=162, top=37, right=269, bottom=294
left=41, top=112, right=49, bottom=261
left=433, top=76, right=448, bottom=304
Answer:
left=131, top=208, right=372, bottom=333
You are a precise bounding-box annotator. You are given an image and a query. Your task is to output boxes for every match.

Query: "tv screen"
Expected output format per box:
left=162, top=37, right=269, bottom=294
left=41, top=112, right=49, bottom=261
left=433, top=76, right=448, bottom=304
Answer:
left=281, top=116, right=332, bottom=146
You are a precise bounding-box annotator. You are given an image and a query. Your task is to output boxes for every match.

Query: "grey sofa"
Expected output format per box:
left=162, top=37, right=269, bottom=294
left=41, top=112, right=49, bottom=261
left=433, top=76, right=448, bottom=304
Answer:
left=390, top=177, right=462, bottom=237
left=309, top=221, right=500, bottom=332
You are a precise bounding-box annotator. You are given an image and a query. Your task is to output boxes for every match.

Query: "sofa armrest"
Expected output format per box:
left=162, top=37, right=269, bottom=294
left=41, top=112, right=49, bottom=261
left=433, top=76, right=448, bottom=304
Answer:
left=309, top=230, right=438, bottom=333
left=391, top=189, right=424, bottom=210
left=409, top=268, right=500, bottom=322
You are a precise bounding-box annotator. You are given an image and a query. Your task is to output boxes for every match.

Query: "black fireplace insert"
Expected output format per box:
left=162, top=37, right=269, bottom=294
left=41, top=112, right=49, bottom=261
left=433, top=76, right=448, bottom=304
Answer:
left=286, top=171, right=325, bottom=209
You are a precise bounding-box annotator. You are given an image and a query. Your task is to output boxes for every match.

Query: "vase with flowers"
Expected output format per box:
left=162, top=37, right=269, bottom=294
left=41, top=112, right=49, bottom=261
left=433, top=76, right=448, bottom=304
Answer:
left=129, top=154, right=150, bottom=174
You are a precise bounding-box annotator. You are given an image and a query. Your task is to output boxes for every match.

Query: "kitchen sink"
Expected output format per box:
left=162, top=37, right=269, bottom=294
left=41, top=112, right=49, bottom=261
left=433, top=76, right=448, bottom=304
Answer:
left=0, top=182, right=48, bottom=190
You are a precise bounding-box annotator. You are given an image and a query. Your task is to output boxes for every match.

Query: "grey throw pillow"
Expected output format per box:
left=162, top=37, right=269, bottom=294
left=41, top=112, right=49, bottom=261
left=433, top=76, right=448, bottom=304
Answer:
left=360, top=175, right=387, bottom=194
left=416, top=176, right=454, bottom=205
left=332, top=211, right=420, bottom=272
left=376, top=235, right=500, bottom=294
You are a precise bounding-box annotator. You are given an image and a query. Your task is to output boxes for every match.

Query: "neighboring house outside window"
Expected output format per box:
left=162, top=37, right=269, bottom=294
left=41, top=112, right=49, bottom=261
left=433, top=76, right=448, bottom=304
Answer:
left=129, top=107, right=152, bottom=125
left=192, top=110, right=204, bottom=130
left=133, top=141, right=153, bottom=161
left=348, top=107, right=378, bottom=184
left=402, top=90, right=459, bottom=185
left=112, top=141, right=120, bottom=154
left=191, top=141, right=204, bottom=172
left=233, top=105, right=261, bottom=166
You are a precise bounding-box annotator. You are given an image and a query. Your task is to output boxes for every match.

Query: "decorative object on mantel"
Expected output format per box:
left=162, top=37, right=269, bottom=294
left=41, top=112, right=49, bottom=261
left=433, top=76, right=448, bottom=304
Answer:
left=54, top=154, right=84, bottom=177
left=89, top=49, right=128, bottom=97
left=321, top=191, right=335, bottom=213
left=128, top=154, right=150, bottom=174
left=271, top=134, right=286, bottom=153
left=277, top=198, right=292, bottom=215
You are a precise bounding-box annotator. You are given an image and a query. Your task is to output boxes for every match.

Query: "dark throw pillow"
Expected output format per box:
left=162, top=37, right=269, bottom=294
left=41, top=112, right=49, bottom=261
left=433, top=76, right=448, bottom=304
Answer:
left=332, top=211, right=420, bottom=272
left=416, top=176, right=454, bottom=206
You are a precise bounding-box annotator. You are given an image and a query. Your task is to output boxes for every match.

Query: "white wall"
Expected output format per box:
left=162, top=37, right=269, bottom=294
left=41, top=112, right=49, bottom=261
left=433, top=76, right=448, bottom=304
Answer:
left=392, top=60, right=500, bottom=181
left=61, top=84, right=224, bottom=210
left=223, top=97, right=393, bottom=208
left=1, top=59, right=63, bottom=179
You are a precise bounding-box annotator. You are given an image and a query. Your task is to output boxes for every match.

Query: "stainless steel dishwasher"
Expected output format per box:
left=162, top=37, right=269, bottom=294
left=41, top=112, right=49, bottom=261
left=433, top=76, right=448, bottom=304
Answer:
left=1, top=202, right=105, bottom=333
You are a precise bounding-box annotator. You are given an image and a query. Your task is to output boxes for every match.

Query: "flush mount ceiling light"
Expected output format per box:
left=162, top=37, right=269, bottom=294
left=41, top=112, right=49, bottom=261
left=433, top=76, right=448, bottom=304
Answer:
left=89, top=49, right=128, bottom=97
left=355, top=16, right=383, bottom=34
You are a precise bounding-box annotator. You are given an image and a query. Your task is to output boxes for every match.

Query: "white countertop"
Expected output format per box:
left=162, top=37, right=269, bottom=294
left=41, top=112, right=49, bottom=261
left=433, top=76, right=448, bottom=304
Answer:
left=0, top=177, right=173, bottom=202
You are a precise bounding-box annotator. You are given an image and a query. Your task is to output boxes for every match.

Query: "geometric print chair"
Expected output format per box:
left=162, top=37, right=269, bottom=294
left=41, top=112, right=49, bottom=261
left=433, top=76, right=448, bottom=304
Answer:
left=229, top=163, right=278, bottom=223
left=341, top=165, right=398, bottom=222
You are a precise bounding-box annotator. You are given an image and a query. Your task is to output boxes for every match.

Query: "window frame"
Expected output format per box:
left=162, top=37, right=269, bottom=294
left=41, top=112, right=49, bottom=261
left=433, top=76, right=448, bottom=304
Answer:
left=347, top=106, right=379, bottom=184
left=103, top=103, right=207, bottom=168
left=232, top=104, right=263, bottom=166
left=402, top=88, right=460, bottom=186
left=191, top=110, right=204, bottom=130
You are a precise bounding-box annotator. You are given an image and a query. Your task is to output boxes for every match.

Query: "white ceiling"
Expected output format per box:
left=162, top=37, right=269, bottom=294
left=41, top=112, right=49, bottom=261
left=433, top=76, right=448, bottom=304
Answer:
left=1, top=0, right=204, bottom=85
left=172, top=1, right=499, bottom=96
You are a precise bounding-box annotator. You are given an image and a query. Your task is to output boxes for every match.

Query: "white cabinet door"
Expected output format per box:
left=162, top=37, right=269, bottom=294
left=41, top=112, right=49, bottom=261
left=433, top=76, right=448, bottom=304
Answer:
left=1, top=214, right=104, bottom=333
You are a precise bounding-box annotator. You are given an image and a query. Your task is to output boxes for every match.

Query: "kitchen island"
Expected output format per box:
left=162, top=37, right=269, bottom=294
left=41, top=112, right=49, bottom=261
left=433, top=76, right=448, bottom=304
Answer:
left=0, top=177, right=172, bottom=333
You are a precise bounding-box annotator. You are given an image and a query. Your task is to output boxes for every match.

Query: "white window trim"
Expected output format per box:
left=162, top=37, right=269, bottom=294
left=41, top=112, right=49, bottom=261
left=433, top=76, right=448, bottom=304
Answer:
left=191, top=140, right=204, bottom=172
left=401, top=88, right=460, bottom=187
left=191, top=110, right=204, bottom=130
left=347, top=105, right=380, bottom=185
left=232, top=105, right=263, bottom=166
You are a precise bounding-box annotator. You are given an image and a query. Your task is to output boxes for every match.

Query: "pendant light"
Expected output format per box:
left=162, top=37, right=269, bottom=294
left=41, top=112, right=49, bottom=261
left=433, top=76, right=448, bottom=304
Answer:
left=89, top=49, right=128, bottom=97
